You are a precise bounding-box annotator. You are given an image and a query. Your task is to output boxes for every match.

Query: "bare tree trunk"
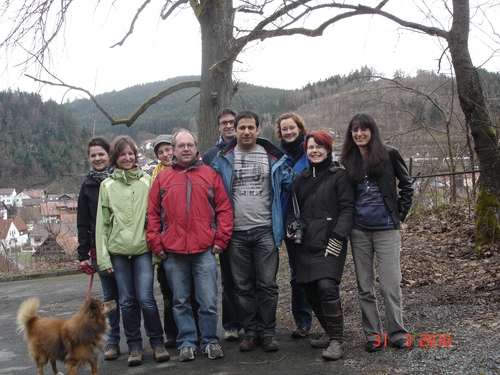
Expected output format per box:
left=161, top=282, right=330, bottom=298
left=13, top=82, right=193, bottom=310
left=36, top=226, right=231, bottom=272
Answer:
left=449, top=0, right=500, bottom=251
left=197, top=0, right=236, bottom=153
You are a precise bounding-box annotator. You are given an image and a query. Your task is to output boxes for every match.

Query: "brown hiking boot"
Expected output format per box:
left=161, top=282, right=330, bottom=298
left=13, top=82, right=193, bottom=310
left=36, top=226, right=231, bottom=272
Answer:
left=239, top=336, right=259, bottom=352
left=127, top=349, right=143, bottom=367
left=153, top=346, right=170, bottom=362
left=262, top=336, right=279, bottom=352
left=103, top=344, right=120, bottom=360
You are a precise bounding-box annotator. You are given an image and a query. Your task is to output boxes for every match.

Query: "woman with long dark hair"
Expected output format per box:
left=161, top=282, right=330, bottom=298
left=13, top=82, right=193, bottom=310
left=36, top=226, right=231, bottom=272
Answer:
left=275, top=113, right=313, bottom=339
left=77, top=136, right=121, bottom=360
left=289, top=130, right=354, bottom=360
left=340, top=113, right=413, bottom=352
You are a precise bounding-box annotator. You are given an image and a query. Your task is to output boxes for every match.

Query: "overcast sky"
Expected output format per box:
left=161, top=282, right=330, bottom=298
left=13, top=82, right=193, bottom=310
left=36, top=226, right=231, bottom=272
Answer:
left=1, top=1, right=498, bottom=102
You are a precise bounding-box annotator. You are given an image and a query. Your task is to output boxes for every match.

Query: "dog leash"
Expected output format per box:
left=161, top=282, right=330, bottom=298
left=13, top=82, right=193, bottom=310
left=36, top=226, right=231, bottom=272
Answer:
left=78, top=264, right=96, bottom=300
left=86, top=273, right=94, bottom=300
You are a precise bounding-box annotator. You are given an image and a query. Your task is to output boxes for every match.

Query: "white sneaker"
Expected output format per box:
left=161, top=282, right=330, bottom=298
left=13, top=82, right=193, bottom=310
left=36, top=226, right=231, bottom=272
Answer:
left=224, top=329, right=239, bottom=341
left=202, top=343, right=223, bottom=359
left=178, top=347, right=196, bottom=362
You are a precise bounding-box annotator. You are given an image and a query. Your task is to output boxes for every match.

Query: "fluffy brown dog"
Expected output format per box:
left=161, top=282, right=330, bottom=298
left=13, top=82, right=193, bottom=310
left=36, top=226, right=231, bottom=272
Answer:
left=17, top=297, right=117, bottom=375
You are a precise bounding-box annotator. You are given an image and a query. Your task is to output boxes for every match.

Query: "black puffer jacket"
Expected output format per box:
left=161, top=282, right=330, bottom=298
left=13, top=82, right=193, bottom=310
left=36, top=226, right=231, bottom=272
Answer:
left=292, top=159, right=355, bottom=284
left=76, top=175, right=100, bottom=262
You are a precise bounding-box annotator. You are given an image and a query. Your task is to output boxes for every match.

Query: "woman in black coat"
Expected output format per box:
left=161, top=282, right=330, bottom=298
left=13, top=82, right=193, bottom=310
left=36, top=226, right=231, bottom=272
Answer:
left=77, top=136, right=121, bottom=360
left=288, top=130, right=355, bottom=360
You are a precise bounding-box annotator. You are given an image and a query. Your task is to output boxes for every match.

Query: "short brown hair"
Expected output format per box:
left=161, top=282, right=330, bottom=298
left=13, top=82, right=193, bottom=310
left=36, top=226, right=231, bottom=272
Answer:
left=109, top=135, right=138, bottom=167
left=85, top=136, right=111, bottom=156
left=275, top=113, right=308, bottom=140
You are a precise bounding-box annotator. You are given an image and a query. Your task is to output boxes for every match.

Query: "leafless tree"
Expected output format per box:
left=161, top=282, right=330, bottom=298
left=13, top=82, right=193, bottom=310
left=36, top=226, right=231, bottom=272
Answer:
left=1, top=0, right=498, bottom=252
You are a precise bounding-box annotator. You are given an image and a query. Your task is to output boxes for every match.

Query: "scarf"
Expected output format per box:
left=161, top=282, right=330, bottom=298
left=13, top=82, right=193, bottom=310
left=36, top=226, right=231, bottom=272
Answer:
left=88, top=165, right=114, bottom=183
left=151, top=163, right=168, bottom=180
left=281, top=134, right=305, bottom=157
left=281, top=134, right=305, bottom=168
left=215, top=136, right=229, bottom=150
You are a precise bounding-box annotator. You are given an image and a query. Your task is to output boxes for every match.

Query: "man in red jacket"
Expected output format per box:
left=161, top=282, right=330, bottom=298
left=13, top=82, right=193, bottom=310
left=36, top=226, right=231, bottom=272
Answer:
left=147, top=129, right=233, bottom=362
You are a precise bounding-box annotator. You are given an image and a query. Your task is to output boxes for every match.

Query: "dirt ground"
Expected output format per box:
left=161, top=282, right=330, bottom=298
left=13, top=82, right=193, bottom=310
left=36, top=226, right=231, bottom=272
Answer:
left=275, top=204, right=500, bottom=374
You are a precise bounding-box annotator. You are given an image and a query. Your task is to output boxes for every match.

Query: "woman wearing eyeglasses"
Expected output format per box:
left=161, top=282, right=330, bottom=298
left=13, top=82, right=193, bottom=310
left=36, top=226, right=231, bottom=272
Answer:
left=275, top=113, right=313, bottom=339
left=288, top=130, right=355, bottom=360
left=339, top=113, right=413, bottom=352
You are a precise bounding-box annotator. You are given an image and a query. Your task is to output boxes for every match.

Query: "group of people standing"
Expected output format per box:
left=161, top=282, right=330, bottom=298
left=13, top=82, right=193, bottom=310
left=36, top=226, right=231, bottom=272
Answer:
left=77, top=108, right=413, bottom=366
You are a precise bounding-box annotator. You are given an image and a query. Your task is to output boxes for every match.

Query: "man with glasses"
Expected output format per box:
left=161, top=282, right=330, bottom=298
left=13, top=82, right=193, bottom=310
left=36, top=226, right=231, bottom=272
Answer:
left=202, top=108, right=242, bottom=342
left=212, top=110, right=295, bottom=353
left=147, top=129, right=233, bottom=362
left=149, top=134, right=200, bottom=349
left=202, top=108, right=237, bottom=167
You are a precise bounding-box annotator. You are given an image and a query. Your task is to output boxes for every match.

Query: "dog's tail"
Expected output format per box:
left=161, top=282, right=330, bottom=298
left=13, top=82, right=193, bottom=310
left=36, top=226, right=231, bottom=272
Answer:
left=16, top=297, right=40, bottom=337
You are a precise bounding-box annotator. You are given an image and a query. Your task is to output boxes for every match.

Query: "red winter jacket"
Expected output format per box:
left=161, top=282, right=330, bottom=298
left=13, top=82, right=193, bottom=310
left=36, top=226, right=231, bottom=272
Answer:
left=146, top=158, right=233, bottom=255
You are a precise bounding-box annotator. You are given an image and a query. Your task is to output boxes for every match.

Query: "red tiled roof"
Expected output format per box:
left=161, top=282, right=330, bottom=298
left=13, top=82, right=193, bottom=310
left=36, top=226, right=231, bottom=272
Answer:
left=23, top=190, right=45, bottom=199
left=0, top=220, right=13, bottom=239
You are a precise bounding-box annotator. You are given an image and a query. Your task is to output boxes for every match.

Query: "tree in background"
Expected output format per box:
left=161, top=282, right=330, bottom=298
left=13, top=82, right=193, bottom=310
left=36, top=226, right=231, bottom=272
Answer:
left=1, top=0, right=498, bottom=252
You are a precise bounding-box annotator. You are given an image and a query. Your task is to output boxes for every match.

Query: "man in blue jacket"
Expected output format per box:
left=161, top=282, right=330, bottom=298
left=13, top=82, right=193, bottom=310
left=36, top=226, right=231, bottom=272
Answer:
left=202, top=108, right=237, bottom=167
left=202, top=108, right=241, bottom=342
left=211, top=110, right=295, bottom=353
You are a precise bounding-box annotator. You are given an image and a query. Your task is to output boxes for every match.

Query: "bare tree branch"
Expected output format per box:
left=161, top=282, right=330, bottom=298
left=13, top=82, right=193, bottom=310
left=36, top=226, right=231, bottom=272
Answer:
left=111, top=0, right=152, bottom=48
left=161, top=0, right=189, bottom=20
left=1, top=0, right=74, bottom=68
left=25, top=74, right=201, bottom=127
left=238, top=2, right=448, bottom=48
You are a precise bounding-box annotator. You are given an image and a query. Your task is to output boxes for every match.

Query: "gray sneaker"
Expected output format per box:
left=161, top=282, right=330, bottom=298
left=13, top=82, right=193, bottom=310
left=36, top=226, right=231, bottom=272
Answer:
left=224, top=329, right=239, bottom=341
left=178, top=347, right=196, bottom=362
left=202, top=343, right=223, bottom=359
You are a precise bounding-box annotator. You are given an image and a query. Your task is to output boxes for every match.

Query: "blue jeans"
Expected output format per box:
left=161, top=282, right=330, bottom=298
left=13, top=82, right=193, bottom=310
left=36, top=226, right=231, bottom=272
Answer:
left=164, top=249, right=219, bottom=350
left=219, top=250, right=240, bottom=331
left=284, top=237, right=312, bottom=329
left=157, top=265, right=200, bottom=339
left=98, top=273, right=121, bottom=345
left=111, top=252, right=164, bottom=352
left=228, top=227, right=278, bottom=338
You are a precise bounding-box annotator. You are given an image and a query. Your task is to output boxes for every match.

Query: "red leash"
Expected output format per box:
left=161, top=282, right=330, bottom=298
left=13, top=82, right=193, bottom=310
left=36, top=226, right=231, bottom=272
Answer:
left=78, top=264, right=96, bottom=300
left=86, top=273, right=94, bottom=300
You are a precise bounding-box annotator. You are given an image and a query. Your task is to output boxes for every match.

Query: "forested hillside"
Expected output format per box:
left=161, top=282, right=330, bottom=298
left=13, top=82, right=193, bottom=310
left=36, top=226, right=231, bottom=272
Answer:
left=0, top=91, right=91, bottom=192
left=2, top=67, right=498, bottom=192
left=64, top=75, right=292, bottom=143
left=65, top=68, right=500, bottom=161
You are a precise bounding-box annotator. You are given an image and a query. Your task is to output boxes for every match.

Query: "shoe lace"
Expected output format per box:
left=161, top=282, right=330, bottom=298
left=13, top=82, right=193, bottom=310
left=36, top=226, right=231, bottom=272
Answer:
left=130, top=350, right=141, bottom=357
left=207, top=343, right=219, bottom=351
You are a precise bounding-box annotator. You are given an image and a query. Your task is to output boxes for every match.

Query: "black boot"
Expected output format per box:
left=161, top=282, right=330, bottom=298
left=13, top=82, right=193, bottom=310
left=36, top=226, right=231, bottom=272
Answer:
left=321, top=299, right=344, bottom=360
left=309, top=301, right=330, bottom=348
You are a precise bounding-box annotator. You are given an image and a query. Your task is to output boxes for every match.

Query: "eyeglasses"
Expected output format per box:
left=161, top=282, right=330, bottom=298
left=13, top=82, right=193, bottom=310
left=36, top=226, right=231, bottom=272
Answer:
left=175, top=143, right=195, bottom=150
left=306, top=145, right=325, bottom=151
left=351, top=126, right=369, bottom=133
left=219, top=120, right=235, bottom=126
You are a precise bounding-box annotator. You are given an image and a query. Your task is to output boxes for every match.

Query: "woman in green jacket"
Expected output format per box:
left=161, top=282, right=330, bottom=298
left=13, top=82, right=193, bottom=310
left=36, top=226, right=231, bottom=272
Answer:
left=96, top=135, right=169, bottom=367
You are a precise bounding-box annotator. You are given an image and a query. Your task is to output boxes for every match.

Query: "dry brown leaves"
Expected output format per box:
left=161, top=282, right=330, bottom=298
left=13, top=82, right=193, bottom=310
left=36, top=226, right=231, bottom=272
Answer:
left=401, top=203, right=499, bottom=304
